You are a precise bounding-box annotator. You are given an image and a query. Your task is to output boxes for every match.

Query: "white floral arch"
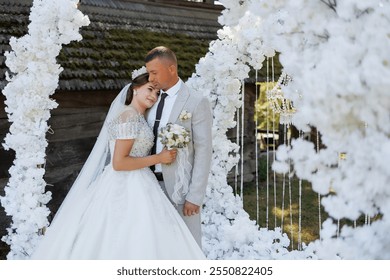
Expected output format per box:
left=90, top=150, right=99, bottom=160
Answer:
left=187, top=0, right=390, bottom=259
left=2, top=0, right=390, bottom=259
left=1, top=0, right=89, bottom=259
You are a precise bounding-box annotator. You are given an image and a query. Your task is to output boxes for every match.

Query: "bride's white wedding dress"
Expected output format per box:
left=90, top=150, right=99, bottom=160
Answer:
left=31, top=106, right=205, bottom=260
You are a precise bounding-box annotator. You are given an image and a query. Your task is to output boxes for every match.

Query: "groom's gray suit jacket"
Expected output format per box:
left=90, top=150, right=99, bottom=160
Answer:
left=150, top=82, right=213, bottom=206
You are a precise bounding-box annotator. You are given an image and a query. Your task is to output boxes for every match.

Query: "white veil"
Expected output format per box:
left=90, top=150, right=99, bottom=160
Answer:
left=31, top=84, right=131, bottom=258
left=70, top=83, right=130, bottom=192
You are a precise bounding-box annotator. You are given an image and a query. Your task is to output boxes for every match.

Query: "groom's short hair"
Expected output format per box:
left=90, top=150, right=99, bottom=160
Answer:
left=145, top=46, right=177, bottom=66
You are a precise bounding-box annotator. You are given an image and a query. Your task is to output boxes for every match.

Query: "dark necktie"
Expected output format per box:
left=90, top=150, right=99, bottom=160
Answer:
left=151, top=92, right=168, bottom=155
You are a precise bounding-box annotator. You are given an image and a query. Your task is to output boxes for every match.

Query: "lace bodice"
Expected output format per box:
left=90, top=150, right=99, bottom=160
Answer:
left=107, top=106, right=154, bottom=159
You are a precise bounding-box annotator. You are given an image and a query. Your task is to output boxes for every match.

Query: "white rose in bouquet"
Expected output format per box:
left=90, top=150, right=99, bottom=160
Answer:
left=158, top=123, right=190, bottom=149
left=158, top=123, right=192, bottom=204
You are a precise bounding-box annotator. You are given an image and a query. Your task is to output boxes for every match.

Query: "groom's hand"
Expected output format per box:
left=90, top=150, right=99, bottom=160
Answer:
left=183, top=201, right=200, bottom=216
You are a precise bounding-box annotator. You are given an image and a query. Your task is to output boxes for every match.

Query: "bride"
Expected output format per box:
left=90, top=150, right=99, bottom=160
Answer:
left=30, top=70, right=206, bottom=260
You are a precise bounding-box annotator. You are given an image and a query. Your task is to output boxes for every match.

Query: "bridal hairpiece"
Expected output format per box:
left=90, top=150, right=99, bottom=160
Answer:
left=131, top=66, right=148, bottom=80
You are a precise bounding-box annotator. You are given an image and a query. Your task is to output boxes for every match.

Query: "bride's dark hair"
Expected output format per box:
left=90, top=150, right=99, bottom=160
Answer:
left=125, top=72, right=150, bottom=105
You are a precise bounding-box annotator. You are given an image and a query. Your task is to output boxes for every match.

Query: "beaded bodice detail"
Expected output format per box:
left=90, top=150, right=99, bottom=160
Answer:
left=107, top=106, right=154, bottom=158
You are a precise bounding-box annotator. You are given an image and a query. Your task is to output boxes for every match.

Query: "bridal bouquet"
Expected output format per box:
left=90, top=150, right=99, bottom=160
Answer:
left=158, top=123, right=190, bottom=149
left=158, top=123, right=191, bottom=204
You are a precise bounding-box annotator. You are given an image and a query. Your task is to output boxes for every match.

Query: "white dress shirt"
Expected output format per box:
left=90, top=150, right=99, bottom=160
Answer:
left=147, top=79, right=182, bottom=172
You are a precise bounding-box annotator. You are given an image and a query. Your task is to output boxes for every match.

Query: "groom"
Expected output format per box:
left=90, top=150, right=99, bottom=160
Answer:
left=145, top=46, right=212, bottom=247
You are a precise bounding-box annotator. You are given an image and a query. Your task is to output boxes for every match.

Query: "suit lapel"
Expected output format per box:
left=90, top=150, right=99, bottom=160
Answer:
left=169, top=84, right=190, bottom=123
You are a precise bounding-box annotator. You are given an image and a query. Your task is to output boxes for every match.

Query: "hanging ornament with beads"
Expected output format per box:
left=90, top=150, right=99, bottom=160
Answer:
left=266, top=71, right=296, bottom=125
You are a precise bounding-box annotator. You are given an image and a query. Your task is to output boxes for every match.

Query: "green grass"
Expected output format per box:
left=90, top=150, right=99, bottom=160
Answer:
left=242, top=174, right=325, bottom=249
left=240, top=154, right=381, bottom=251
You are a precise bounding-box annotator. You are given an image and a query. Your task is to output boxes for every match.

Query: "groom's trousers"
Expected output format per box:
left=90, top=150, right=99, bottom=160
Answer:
left=158, top=181, right=202, bottom=248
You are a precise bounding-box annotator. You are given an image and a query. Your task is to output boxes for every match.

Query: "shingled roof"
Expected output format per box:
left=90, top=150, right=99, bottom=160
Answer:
left=0, top=0, right=222, bottom=91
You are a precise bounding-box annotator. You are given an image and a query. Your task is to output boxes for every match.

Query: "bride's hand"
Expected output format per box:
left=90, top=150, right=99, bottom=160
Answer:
left=158, top=148, right=177, bottom=164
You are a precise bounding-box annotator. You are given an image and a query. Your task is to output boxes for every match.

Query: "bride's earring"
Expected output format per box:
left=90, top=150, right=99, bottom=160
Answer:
left=134, top=90, right=138, bottom=96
